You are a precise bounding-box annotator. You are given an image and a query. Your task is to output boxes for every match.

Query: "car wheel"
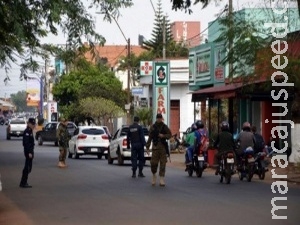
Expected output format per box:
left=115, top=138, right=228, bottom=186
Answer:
left=6, top=133, right=11, bottom=140
left=97, top=154, right=103, bottom=159
left=74, top=146, right=79, bottom=159
left=117, top=150, right=124, bottom=165
left=107, top=149, right=114, bottom=164
left=38, top=136, right=43, bottom=145
left=68, top=149, right=73, bottom=159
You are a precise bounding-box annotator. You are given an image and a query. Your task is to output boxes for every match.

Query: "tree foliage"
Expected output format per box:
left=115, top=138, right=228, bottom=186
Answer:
left=143, top=0, right=189, bottom=58
left=52, top=59, right=127, bottom=122
left=0, top=0, right=133, bottom=82
left=10, top=91, right=35, bottom=112
left=79, top=97, right=124, bottom=125
left=134, top=107, right=153, bottom=126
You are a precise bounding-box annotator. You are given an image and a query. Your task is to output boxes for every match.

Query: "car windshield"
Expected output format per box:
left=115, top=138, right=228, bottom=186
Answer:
left=82, top=128, right=105, bottom=135
left=10, top=120, right=26, bottom=124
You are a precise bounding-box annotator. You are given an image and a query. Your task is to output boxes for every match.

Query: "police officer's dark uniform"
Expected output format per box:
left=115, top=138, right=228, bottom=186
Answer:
left=127, top=116, right=146, bottom=178
left=20, top=118, right=36, bottom=188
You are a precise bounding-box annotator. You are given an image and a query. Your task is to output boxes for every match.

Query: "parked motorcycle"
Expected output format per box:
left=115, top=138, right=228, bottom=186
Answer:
left=218, top=151, right=235, bottom=184
left=186, top=149, right=207, bottom=178
left=254, top=151, right=268, bottom=180
left=238, top=147, right=255, bottom=182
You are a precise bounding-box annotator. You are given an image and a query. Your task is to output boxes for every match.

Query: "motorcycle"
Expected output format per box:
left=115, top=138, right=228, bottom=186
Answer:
left=254, top=151, right=268, bottom=180
left=238, top=147, right=255, bottom=182
left=186, top=149, right=207, bottom=178
left=218, top=151, right=235, bottom=184
left=170, top=133, right=184, bottom=153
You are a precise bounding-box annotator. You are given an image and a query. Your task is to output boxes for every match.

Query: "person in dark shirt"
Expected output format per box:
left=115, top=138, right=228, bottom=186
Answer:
left=20, top=118, right=36, bottom=188
left=127, top=116, right=146, bottom=178
left=213, top=121, right=235, bottom=175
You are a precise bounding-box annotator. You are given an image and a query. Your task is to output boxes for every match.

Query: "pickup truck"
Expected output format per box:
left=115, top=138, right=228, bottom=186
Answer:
left=108, top=125, right=152, bottom=165
left=35, top=122, right=77, bottom=146
left=6, top=119, right=27, bottom=140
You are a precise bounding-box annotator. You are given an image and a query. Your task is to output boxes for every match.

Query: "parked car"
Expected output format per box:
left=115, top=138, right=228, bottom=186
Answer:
left=108, top=125, right=152, bottom=165
left=6, top=119, right=27, bottom=140
left=68, top=126, right=110, bottom=159
left=35, top=122, right=77, bottom=146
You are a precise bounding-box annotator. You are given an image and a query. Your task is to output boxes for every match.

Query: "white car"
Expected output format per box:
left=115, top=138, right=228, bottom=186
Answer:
left=68, top=126, right=110, bottom=159
left=108, top=125, right=152, bottom=165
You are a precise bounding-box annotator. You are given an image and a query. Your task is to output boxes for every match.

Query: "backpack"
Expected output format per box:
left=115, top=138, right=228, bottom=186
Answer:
left=195, top=129, right=209, bottom=154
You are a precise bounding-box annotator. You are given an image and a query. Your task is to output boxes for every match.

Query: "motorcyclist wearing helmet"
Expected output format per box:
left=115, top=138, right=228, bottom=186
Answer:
left=235, top=122, right=256, bottom=168
left=213, top=121, right=235, bottom=175
left=184, top=123, right=198, bottom=165
left=194, top=120, right=209, bottom=162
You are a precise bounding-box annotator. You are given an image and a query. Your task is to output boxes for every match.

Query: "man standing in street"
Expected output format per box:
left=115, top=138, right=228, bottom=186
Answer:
left=56, top=117, right=70, bottom=168
left=127, top=116, right=146, bottom=178
left=20, top=118, right=36, bottom=188
left=146, top=113, right=171, bottom=187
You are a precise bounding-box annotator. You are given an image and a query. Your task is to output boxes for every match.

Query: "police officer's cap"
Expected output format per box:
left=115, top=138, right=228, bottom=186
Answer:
left=28, top=118, right=36, bottom=125
left=156, top=113, right=163, bottom=119
left=133, top=116, right=140, bottom=122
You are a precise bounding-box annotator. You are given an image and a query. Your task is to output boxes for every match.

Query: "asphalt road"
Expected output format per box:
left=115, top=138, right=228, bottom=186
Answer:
left=0, top=126, right=299, bottom=225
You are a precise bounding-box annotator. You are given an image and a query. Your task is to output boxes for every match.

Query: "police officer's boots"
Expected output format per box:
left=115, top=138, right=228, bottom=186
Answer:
left=152, top=174, right=156, bottom=186
left=159, top=176, right=165, bottom=187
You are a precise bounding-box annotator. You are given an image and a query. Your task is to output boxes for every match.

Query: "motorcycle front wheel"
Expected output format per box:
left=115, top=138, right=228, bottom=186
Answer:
left=188, top=166, right=193, bottom=177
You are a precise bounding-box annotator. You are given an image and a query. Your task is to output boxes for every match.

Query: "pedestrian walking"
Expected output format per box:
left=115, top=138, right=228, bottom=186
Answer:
left=127, top=116, right=146, bottom=178
left=146, top=113, right=171, bottom=187
left=56, top=117, right=70, bottom=168
left=19, top=118, right=36, bottom=188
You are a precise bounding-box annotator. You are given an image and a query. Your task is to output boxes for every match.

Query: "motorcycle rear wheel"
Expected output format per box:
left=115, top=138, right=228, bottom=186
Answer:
left=196, top=168, right=203, bottom=178
left=259, top=170, right=265, bottom=180
left=220, top=175, right=224, bottom=183
left=239, top=172, right=243, bottom=181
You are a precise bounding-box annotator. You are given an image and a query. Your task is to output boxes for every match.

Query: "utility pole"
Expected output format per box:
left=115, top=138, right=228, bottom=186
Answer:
left=228, top=0, right=233, bottom=78
left=126, top=38, right=131, bottom=125
left=162, top=16, right=166, bottom=60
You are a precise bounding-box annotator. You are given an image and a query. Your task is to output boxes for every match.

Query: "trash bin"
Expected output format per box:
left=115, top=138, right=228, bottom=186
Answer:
left=207, top=149, right=217, bottom=167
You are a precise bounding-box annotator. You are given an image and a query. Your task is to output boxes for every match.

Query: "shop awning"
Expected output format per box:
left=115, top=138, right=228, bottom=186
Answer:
left=192, top=82, right=243, bottom=101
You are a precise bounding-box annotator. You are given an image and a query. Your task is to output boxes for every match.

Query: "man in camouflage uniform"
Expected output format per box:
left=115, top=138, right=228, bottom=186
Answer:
left=146, top=113, right=171, bottom=187
left=56, top=118, right=70, bottom=168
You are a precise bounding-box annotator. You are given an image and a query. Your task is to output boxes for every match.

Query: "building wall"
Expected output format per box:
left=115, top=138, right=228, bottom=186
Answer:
left=170, top=21, right=201, bottom=48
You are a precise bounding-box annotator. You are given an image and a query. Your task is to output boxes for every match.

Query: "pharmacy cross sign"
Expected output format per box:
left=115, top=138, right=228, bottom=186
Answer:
left=140, top=61, right=153, bottom=76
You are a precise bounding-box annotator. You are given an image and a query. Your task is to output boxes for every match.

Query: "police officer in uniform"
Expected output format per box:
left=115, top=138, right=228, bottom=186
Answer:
left=146, top=113, right=171, bottom=187
left=20, top=118, right=36, bottom=188
left=127, top=116, right=146, bottom=178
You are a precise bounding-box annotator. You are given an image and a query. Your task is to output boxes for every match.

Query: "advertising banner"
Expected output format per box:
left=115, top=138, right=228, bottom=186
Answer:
left=47, top=101, right=58, bottom=122
left=26, top=78, right=40, bottom=107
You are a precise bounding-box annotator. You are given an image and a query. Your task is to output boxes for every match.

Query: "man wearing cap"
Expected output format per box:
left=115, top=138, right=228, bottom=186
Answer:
left=127, top=116, right=146, bottom=178
left=20, top=118, right=36, bottom=188
left=146, top=113, right=171, bottom=186
left=56, top=117, right=70, bottom=168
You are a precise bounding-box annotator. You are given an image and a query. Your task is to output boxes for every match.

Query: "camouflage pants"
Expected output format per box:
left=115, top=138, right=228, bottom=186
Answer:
left=150, top=147, right=167, bottom=177
left=59, top=147, right=67, bottom=162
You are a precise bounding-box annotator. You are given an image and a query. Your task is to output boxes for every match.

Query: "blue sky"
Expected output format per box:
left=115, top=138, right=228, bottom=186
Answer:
left=0, top=0, right=294, bottom=98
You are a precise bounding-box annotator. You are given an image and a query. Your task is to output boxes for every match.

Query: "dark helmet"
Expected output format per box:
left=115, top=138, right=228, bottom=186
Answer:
left=195, top=120, right=204, bottom=129
left=221, top=121, right=229, bottom=131
left=191, top=123, right=197, bottom=132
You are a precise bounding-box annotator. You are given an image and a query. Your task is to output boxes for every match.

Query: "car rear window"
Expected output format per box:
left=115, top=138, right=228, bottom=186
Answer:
left=10, top=120, right=26, bottom=124
left=82, top=128, right=105, bottom=135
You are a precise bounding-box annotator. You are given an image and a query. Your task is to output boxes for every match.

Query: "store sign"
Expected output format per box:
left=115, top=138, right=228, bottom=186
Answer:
left=153, top=62, right=170, bottom=126
left=140, top=61, right=153, bottom=76
left=215, top=66, right=224, bottom=82
left=196, top=53, right=210, bottom=74
left=131, top=87, right=143, bottom=95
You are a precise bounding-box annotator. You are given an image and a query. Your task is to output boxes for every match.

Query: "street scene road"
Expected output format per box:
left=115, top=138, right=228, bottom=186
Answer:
left=0, top=126, right=299, bottom=225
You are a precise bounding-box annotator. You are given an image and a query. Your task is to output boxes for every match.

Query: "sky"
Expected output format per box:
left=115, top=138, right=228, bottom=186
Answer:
left=0, top=0, right=291, bottom=98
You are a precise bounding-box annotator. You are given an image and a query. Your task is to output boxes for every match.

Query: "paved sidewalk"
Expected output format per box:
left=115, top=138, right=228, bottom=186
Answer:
left=168, top=151, right=300, bottom=185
